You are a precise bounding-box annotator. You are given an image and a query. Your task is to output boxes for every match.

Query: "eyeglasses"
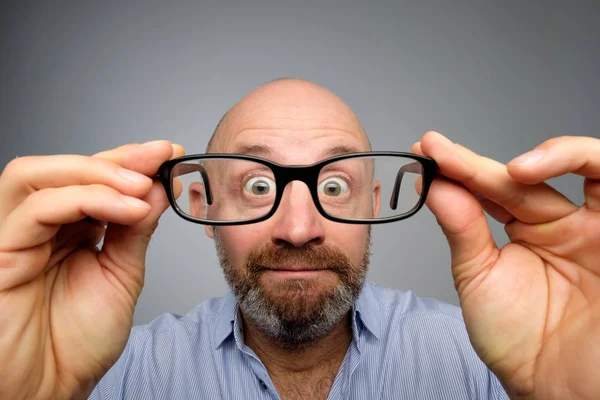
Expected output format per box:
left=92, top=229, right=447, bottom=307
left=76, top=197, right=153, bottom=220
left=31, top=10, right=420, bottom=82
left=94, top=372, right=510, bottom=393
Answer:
left=155, top=152, right=437, bottom=225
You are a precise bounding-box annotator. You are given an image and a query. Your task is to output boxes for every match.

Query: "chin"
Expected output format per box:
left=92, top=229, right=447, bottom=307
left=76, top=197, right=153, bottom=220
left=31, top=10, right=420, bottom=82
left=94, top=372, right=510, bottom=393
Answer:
left=260, top=270, right=339, bottom=298
left=256, top=275, right=341, bottom=317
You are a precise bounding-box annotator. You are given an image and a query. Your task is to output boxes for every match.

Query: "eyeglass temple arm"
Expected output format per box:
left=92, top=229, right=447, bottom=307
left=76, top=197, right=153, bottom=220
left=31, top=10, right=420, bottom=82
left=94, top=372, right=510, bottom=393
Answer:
left=390, top=161, right=423, bottom=210
left=166, top=163, right=213, bottom=205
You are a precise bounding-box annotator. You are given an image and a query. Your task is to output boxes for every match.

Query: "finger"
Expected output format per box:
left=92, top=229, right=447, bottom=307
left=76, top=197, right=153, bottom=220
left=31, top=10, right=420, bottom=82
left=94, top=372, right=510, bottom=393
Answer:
left=474, top=194, right=515, bottom=224
left=0, top=140, right=184, bottom=219
left=98, top=180, right=170, bottom=298
left=584, top=178, right=600, bottom=210
left=42, top=221, right=107, bottom=276
left=423, top=175, right=500, bottom=296
left=507, top=136, right=600, bottom=181
left=0, top=241, right=52, bottom=291
left=411, top=141, right=423, bottom=155
left=504, top=211, right=599, bottom=274
left=420, top=131, right=578, bottom=224
left=415, top=140, right=516, bottom=224
left=507, top=136, right=600, bottom=210
left=93, top=140, right=186, bottom=176
left=54, top=219, right=106, bottom=251
left=0, top=155, right=153, bottom=218
left=0, top=184, right=151, bottom=251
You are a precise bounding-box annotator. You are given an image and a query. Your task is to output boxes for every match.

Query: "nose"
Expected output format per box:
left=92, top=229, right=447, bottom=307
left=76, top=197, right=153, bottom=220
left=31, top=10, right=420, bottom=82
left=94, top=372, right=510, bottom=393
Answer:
left=271, top=181, right=325, bottom=248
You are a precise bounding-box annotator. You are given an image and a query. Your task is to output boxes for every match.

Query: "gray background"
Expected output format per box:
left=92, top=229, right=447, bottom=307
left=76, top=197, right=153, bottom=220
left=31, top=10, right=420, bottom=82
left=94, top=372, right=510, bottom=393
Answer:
left=1, top=1, right=598, bottom=325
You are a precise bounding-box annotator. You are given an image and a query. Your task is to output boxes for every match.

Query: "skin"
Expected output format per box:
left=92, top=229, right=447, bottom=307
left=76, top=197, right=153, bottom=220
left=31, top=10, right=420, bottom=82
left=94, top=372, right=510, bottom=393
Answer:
left=204, top=81, right=375, bottom=396
left=0, top=141, right=185, bottom=400
left=0, top=78, right=597, bottom=399
left=411, top=134, right=600, bottom=399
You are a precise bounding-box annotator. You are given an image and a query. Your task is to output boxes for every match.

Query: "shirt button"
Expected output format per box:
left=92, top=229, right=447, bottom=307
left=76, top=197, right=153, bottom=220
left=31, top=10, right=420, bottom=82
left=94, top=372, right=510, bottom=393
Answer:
left=259, top=379, right=267, bottom=389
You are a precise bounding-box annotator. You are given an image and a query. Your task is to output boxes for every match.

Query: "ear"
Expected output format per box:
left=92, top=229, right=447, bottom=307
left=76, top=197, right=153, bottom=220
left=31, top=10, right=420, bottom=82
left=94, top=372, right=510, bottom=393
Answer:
left=373, top=179, right=381, bottom=218
left=188, top=182, right=215, bottom=239
left=188, top=182, right=207, bottom=218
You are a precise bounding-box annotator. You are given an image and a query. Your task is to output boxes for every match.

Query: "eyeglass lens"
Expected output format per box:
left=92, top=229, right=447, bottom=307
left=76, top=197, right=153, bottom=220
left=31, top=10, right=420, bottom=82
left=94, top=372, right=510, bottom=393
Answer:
left=170, top=155, right=424, bottom=223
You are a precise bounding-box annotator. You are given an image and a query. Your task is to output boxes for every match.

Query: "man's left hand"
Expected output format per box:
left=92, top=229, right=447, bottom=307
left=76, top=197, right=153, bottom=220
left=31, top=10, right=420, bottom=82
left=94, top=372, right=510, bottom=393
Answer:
left=413, top=132, right=600, bottom=399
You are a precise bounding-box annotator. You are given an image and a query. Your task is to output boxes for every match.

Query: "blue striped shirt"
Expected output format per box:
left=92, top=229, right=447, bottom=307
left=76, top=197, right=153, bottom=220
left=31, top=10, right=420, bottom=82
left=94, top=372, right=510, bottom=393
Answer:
left=89, top=280, right=509, bottom=399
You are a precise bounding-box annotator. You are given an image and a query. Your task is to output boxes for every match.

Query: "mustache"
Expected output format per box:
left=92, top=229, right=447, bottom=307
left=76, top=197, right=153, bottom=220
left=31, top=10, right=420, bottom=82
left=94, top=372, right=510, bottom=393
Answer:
left=246, top=244, right=353, bottom=276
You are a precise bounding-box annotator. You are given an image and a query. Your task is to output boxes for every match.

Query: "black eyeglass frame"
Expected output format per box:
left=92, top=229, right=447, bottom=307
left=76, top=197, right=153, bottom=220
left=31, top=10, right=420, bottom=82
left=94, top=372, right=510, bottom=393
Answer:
left=155, top=151, right=438, bottom=226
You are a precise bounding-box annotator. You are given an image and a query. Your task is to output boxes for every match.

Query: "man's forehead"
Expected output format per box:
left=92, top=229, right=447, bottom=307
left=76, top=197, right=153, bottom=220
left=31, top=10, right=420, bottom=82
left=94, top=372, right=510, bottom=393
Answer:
left=210, top=79, right=371, bottom=156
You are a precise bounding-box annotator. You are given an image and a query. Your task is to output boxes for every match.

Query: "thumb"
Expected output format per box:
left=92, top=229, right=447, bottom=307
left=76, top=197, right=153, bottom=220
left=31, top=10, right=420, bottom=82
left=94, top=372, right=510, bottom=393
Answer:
left=424, top=176, right=500, bottom=296
left=98, top=180, right=169, bottom=298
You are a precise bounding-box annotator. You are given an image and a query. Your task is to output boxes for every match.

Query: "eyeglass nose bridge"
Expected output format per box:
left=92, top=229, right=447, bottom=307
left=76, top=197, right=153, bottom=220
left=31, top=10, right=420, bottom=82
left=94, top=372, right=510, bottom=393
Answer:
left=269, top=164, right=325, bottom=217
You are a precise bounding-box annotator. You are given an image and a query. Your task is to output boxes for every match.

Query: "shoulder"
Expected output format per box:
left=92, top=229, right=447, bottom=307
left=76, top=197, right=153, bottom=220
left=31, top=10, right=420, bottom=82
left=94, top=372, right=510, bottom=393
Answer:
left=119, top=295, right=230, bottom=361
left=370, top=282, right=474, bottom=352
left=130, top=295, right=225, bottom=338
left=367, top=281, right=466, bottom=334
left=359, top=281, right=478, bottom=360
left=359, top=282, right=508, bottom=398
left=370, top=281, right=463, bottom=319
left=88, top=296, right=228, bottom=399
left=362, top=282, right=480, bottom=369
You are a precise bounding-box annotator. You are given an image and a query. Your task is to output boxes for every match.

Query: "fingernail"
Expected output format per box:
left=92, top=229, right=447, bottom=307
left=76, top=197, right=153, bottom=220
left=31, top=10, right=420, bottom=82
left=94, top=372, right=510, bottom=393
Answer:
left=432, top=133, right=456, bottom=150
left=141, top=140, right=165, bottom=147
left=414, top=176, right=423, bottom=195
left=172, top=143, right=186, bottom=157
left=410, top=142, right=421, bottom=154
left=118, top=168, right=150, bottom=183
left=121, top=195, right=151, bottom=209
left=510, top=149, right=545, bottom=165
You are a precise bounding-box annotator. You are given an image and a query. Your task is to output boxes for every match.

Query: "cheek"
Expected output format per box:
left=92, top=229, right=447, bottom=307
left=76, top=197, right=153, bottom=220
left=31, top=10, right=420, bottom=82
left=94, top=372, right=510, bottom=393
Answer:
left=217, top=224, right=271, bottom=264
left=326, top=225, right=370, bottom=260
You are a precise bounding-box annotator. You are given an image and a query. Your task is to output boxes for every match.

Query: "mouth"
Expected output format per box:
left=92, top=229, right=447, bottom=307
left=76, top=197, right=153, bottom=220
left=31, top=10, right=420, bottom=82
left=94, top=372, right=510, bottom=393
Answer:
left=260, top=266, right=332, bottom=279
left=264, top=264, right=327, bottom=271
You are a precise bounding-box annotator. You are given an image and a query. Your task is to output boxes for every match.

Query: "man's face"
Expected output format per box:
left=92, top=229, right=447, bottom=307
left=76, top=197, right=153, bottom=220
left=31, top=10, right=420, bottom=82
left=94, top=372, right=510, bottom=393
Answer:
left=205, top=81, right=375, bottom=348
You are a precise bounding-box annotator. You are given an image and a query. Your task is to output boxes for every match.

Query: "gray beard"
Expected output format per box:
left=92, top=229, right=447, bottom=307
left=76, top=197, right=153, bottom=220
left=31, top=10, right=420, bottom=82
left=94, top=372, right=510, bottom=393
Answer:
left=237, top=278, right=360, bottom=349
left=214, top=229, right=370, bottom=350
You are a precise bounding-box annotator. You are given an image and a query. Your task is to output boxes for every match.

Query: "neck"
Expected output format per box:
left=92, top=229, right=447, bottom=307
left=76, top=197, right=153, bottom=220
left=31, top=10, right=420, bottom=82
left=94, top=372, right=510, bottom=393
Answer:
left=241, top=312, right=353, bottom=374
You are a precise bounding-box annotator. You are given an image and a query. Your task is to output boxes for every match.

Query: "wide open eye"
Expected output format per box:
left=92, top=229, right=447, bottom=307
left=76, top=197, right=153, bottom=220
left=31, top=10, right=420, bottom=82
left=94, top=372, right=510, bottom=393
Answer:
left=318, top=177, right=349, bottom=197
left=244, top=176, right=276, bottom=195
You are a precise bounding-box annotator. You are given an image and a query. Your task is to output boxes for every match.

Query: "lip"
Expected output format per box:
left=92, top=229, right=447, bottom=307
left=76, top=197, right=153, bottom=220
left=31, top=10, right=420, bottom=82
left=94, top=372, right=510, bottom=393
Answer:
left=264, top=265, right=327, bottom=271
left=262, top=269, right=330, bottom=279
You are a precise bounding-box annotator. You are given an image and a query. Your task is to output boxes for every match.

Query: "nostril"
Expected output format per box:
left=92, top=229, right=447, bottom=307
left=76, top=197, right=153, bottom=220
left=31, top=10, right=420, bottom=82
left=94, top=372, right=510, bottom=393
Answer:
left=273, top=236, right=323, bottom=248
left=308, top=236, right=324, bottom=246
left=273, top=238, right=286, bottom=246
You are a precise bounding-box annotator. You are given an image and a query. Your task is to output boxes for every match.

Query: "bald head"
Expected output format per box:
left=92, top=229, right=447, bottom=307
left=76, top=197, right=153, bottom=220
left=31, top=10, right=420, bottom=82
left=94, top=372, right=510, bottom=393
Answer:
left=206, top=78, right=371, bottom=156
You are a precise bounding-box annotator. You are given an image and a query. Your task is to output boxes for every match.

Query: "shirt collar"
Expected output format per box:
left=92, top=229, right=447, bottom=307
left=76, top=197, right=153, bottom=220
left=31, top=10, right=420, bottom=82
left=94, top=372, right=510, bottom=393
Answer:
left=213, top=288, right=238, bottom=349
left=213, top=280, right=381, bottom=349
left=354, top=280, right=382, bottom=340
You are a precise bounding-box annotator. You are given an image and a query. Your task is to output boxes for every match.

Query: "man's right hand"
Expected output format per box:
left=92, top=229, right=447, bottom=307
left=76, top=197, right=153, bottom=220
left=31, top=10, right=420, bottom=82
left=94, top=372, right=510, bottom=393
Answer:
left=0, top=140, right=184, bottom=400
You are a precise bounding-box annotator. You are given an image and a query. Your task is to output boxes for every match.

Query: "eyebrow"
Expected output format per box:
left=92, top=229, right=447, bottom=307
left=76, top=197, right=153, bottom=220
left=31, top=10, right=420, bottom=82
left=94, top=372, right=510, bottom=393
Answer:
left=234, top=144, right=274, bottom=157
left=234, top=143, right=362, bottom=159
left=322, top=145, right=363, bottom=158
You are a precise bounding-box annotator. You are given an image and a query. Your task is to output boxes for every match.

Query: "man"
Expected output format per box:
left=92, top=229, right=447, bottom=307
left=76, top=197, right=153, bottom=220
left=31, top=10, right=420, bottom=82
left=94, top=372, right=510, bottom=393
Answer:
left=0, top=78, right=598, bottom=400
